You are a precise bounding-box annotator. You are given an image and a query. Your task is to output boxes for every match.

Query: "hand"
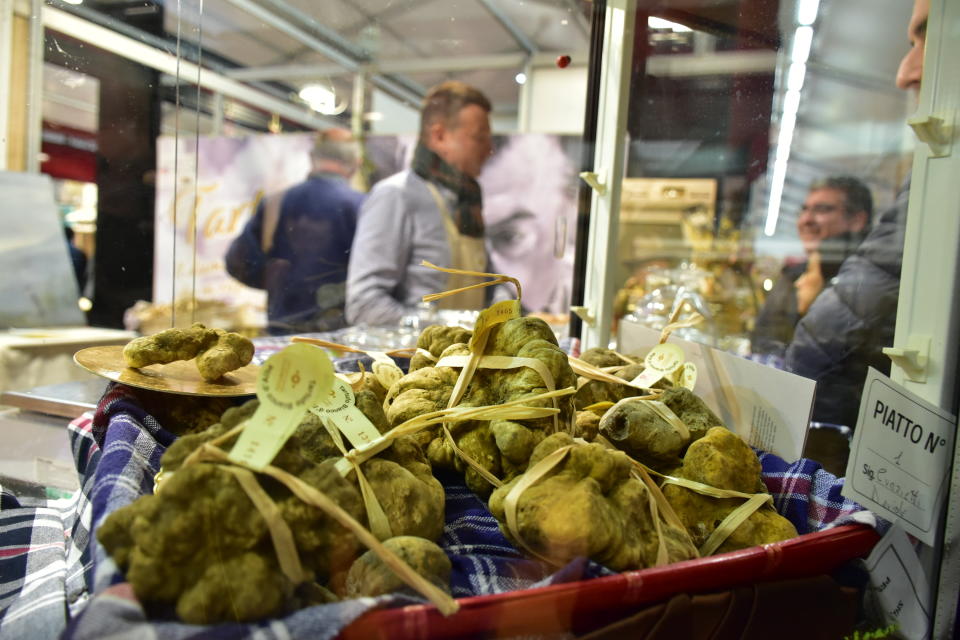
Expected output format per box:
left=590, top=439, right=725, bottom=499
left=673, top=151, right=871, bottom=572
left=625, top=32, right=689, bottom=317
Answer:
left=795, top=251, right=824, bottom=315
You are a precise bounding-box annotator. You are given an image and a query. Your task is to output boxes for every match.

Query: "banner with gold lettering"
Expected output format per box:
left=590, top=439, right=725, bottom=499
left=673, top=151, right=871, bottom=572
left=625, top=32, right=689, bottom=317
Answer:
left=154, top=133, right=313, bottom=327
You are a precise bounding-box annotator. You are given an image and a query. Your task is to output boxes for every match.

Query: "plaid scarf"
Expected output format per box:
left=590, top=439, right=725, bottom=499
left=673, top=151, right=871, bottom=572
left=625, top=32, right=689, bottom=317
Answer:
left=411, top=143, right=485, bottom=238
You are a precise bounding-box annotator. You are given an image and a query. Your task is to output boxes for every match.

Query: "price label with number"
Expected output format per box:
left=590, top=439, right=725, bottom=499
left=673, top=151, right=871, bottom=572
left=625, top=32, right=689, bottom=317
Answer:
left=630, top=343, right=685, bottom=389
left=469, top=299, right=521, bottom=351
left=229, top=343, right=333, bottom=470
left=310, top=378, right=382, bottom=448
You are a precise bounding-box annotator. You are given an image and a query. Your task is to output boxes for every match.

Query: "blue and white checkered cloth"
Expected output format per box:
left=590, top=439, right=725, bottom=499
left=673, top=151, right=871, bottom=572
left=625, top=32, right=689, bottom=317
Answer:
left=1, top=382, right=884, bottom=639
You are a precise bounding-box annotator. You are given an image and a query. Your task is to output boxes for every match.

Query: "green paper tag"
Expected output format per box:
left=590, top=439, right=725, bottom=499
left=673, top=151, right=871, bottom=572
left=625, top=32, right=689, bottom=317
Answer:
left=469, top=299, right=521, bottom=351
left=681, top=362, right=698, bottom=390
left=630, top=343, right=685, bottom=389
left=229, top=343, right=334, bottom=470
left=310, top=378, right=382, bottom=449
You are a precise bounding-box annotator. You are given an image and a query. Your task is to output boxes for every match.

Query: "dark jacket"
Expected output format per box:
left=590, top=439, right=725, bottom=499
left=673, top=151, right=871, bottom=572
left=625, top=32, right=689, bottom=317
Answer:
left=752, top=232, right=865, bottom=360
left=785, top=180, right=909, bottom=428
left=225, top=173, right=364, bottom=334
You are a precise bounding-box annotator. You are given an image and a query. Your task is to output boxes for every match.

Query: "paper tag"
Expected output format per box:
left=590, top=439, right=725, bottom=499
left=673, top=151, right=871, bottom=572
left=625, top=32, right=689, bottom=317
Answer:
left=630, top=343, right=685, bottom=388
left=680, top=362, right=697, bottom=390
left=311, top=378, right=382, bottom=449
left=864, top=523, right=931, bottom=640
left=229, top=343, right=333, bottom=470
left=843, top=368, right=957, bottom=546
left=367, top=351, right=404, bottom=390
left=469, top=299, right=521, bottom=351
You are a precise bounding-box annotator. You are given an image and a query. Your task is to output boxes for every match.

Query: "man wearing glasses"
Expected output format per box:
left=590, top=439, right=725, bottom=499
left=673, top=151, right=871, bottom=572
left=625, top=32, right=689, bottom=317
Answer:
left=752, top=176, right=873, bottom=361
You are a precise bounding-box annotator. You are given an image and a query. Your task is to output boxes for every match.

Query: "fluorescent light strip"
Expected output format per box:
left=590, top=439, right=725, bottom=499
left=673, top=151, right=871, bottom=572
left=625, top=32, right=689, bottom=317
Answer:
left=763, top=25, right=813, bottom=237
left=797, top=0, right=820, bottom=26
left=792, top=26, right=813, bottom=63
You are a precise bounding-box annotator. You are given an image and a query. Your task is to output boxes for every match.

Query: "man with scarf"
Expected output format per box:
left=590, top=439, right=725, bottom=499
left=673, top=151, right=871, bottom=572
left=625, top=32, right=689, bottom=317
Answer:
left=346, top=81, right=494, bottom=325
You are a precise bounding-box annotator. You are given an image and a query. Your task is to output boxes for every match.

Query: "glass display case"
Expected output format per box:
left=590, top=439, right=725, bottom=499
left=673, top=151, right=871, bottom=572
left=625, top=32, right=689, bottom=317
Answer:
left=1, top=0, right=959, bottom=637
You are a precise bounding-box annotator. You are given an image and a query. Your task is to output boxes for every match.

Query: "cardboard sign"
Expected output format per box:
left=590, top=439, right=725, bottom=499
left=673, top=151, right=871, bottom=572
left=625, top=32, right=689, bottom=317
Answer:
left=843, top=368, right=956, bottom=546
left=619, top=321, right=815, bottom=461
left=864, top=523, right=931, bottom=640
left=229, top=343, right=333, bottom=470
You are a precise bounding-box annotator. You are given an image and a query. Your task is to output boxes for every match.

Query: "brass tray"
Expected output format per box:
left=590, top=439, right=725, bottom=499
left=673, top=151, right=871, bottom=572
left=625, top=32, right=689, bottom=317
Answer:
left=73, top=345, right=259, bottom=397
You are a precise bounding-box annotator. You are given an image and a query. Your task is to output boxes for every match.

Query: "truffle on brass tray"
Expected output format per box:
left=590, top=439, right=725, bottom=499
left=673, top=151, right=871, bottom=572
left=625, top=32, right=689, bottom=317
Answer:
left=344, top=536, right=451, bottom=598
left=122, top=322, right=255, bottom=381
left=385, top=317, right=577, bottom=496
left=488, top=432, right=698, bottom=571
left=122, top=322, right=217, bottom=368
left=195, top=329, right=255, bottom=381
left=661, top=426, right=797, bottom=554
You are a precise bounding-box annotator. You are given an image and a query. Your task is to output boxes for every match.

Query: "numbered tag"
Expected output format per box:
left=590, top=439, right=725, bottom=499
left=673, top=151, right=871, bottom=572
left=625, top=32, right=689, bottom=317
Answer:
left=469, top=299, right=521, bottom=351
left=311, top=378, right=382, bottom=449
left=680, top=362, right=697, bottom=390
left=229, top=343, right=333, bottom=470
left=630, top=343, right=685, bottom=389
left=367, top=350, right=404, bottom=390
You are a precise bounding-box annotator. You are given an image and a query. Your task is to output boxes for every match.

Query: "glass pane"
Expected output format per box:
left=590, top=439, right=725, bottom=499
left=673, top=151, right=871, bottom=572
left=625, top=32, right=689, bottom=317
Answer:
left=614, top=0, right=915, bottom=431
left=1, top=0, right=593, bottom=399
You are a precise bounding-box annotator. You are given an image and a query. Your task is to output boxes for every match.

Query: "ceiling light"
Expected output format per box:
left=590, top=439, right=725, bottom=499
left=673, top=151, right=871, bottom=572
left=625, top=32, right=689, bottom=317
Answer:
left=515, top=72, right=527, bottom=85
left=299, top=84, right=338, bottom=114
left=648, top=17, right=691, bottom=32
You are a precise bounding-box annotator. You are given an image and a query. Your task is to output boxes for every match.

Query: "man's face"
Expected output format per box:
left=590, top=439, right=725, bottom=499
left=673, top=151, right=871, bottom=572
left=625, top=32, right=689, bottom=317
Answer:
left=797, top=188, right=866, bottom=254
left=896, top=0, right=929, bottom=93
left=431, top=104, right=492, bottom=178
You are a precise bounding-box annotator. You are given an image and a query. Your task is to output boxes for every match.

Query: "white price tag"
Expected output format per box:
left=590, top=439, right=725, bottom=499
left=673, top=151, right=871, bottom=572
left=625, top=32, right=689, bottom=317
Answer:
left=864, top=523, right=931, bottom=640
left=843, top=368, right=957, bottom=546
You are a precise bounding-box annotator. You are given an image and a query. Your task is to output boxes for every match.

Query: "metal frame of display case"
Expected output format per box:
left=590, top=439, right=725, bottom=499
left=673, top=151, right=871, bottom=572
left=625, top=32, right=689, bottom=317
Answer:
left=580, top=0, right=960, bottom=637
left=898, top=2, right=960, bottom=637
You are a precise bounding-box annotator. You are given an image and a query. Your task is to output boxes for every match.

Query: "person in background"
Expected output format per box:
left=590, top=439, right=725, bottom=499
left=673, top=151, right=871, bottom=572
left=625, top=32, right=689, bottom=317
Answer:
left=225, top=128, right=364, bottom=335
left=785, top=0, right=928, bottom=429
left=64, top=225, right=88, bottom=294
left=751, top=176, right=873, bottom=360
left=346, top=81, right=494, bottom=325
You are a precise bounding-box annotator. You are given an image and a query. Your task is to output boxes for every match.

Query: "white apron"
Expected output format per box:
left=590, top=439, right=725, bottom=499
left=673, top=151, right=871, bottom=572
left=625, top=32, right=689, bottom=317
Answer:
left=425, top=182, right=488, bottom=310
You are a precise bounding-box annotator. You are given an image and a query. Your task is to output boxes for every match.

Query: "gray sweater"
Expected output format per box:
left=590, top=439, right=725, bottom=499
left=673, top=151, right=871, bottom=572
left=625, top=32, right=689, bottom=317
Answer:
left=346, top=169, right=457, bottom=325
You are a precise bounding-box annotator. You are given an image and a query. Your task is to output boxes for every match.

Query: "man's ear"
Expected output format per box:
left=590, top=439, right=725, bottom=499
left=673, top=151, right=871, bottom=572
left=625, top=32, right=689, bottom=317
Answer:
left=425, top=121, right=447, bottom=149
left=849, top=210, right=869, bottom=232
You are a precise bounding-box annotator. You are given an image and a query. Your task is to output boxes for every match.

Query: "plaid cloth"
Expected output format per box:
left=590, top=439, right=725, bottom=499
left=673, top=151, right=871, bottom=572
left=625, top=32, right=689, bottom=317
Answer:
left=1, top=382, right=885, bottom=639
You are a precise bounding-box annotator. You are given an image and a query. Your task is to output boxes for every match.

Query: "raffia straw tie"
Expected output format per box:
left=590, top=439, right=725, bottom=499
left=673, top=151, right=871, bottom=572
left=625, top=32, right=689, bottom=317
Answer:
left=314, top=410, right=393, bottom=541
left=419, top=261, right=522, bottom=303
left=657, top=473, right=772, bottom=556
left=607, top=396, right=690, bottom=441
left=568, top=356, right=662, bottom=393
left=698, top=493, right=772, bottom=557
left=416, top=348, right=439, bottom=363
left=334, top=389, right=573, bottom=476
left=436, top=354, right=563, bottom=433
left=590, top=434, right=767, bottom=559
left=658, top=315, right=705, bottom=345
left=192, top=443, right=460, bottom=616
left=226, top=467, right=312, bottom=585
left=291, top=336, right=415, bottom=359
left=502, top=445, right=575, bottom=566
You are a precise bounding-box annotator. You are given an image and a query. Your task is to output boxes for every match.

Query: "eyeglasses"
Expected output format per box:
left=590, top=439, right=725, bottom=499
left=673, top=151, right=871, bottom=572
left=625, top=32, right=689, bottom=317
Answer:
left=799, top=203, right=844, bottom=215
